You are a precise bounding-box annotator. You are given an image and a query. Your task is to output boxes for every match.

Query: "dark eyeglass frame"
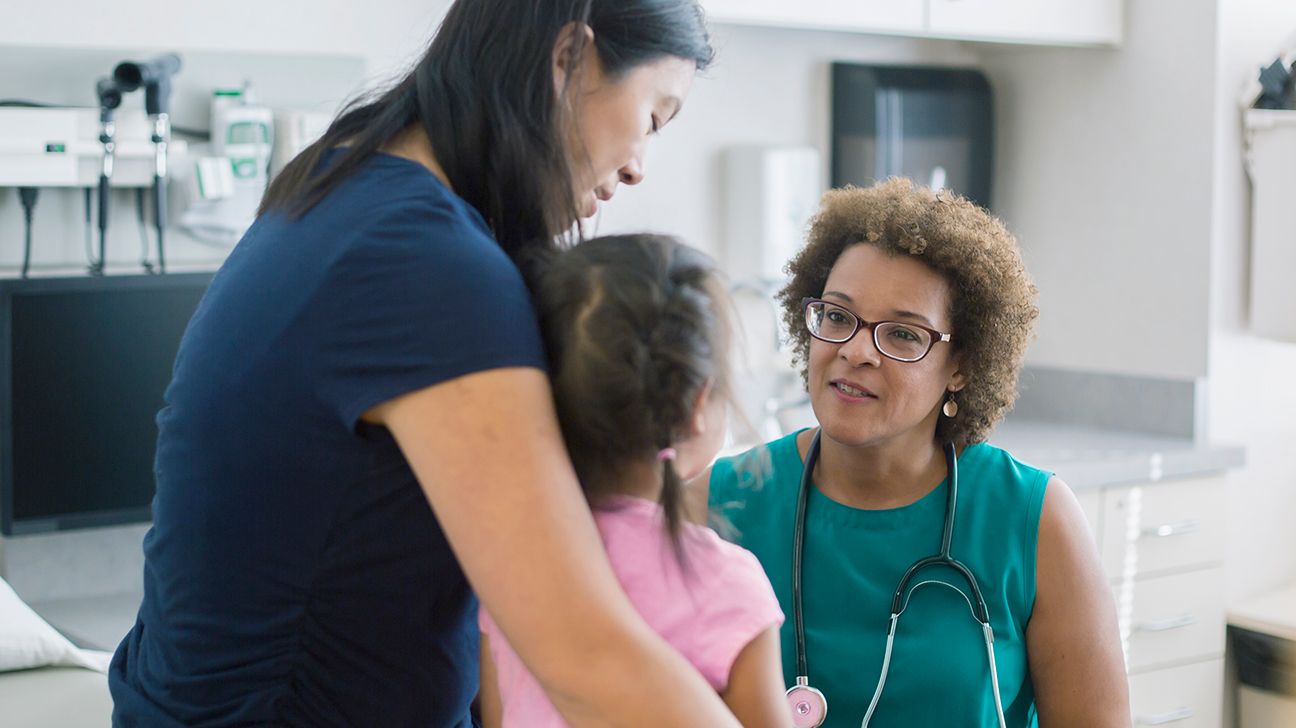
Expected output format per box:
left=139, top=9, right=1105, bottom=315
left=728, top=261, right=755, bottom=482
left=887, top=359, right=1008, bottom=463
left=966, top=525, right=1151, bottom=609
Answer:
left=801, top=297, right=953, bottom=363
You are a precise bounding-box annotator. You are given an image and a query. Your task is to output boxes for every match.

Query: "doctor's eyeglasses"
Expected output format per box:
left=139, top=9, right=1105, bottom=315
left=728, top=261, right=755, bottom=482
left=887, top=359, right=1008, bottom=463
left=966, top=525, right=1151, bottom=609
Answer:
left=802, top=297, right=952, bottom=363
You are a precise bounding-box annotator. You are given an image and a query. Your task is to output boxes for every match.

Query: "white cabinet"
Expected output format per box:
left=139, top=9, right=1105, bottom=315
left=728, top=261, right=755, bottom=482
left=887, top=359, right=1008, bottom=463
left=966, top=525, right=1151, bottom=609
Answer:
left=0, top=0, right=441, bottom=65
left=702, top=0, right=925, bottom=35
left=704, top=0, right=1123, bottom=47
left=1076, top=474, right=1228, bottom=726
left=927, top=0, right=1123, bottom=46
left=1128, top=659, right=1224, bottom=728
left=1119, top=567, right=1226, bottom=673
left=1099, top=476, right=1227, bottom=578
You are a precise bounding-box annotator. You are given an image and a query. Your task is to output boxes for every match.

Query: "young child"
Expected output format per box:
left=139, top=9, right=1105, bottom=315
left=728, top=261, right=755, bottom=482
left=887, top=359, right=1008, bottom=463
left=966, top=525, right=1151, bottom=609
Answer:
left=477, top=235, right=789, bottom=727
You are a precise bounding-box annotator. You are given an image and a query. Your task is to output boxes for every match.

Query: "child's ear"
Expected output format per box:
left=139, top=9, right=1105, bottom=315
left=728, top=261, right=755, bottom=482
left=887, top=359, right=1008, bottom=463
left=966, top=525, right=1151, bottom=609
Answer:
left=686, top=380, right=715, bottom=439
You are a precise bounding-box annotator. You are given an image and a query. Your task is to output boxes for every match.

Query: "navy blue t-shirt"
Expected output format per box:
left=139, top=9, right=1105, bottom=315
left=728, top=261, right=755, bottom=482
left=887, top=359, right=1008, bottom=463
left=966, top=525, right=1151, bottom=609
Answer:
left=109, top=152, right=546, bottom=727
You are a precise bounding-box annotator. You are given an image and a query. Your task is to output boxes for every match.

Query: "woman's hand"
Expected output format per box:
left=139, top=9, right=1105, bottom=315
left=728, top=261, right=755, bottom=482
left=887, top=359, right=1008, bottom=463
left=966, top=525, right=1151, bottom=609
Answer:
left=368, top=367, right=740, bottom=728
left=1027, top=477, right=1131, bottom=727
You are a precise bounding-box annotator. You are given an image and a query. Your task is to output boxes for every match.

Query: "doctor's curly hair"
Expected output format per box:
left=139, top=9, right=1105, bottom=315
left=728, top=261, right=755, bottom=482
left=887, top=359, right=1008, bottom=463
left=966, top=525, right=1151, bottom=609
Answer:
left=777, top=178, right=1039, bottom=448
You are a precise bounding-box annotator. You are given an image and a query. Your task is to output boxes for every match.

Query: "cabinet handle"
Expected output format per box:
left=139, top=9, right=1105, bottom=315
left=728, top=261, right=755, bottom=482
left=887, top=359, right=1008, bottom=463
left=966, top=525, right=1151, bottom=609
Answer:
left=1141, top=520, right=1200, bottom=538
left=1135, top=707, right=1193, bottom=725
left=1134, top=614, right=1196, bottom=632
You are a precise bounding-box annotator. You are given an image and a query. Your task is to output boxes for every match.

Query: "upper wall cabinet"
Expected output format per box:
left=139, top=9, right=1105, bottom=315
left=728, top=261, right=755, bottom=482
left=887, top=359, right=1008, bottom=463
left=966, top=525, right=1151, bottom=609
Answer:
left=927, top=0, right=1123, bottom=46
left=703, top=0, right=925, bottom=35
left=702, top=0, right=1123, bottom=47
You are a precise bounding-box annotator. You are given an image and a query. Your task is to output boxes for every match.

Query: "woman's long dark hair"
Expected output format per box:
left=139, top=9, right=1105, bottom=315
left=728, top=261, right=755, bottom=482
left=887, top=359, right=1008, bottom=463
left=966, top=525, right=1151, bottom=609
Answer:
left=259, top=0, right=713, bottom=257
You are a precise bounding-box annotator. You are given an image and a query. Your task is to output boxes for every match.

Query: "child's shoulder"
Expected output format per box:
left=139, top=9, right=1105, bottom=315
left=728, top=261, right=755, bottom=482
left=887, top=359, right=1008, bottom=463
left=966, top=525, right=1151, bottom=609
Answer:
left=594, top=497, right=776, bottom=605
left=679, top=520, right=785, bottom=690
left=681, top=520, right=782, bottom=615
left=594, top=496, right=784, bottom=691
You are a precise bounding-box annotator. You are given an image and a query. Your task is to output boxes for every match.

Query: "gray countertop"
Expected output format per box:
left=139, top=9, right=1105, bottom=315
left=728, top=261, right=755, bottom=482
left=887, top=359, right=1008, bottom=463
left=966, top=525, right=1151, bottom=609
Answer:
left=984, top=419, right=1244, bottom=489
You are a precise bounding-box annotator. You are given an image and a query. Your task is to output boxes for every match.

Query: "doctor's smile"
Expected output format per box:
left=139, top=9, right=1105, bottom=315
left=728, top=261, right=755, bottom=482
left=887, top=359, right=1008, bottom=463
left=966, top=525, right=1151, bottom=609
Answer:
left=828, top=379, right=877, bottom=402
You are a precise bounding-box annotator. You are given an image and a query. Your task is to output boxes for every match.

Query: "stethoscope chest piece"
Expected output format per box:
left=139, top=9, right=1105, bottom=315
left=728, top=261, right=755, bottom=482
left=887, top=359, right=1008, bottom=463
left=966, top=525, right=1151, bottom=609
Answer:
left=786, top=678, right=827, bottom=727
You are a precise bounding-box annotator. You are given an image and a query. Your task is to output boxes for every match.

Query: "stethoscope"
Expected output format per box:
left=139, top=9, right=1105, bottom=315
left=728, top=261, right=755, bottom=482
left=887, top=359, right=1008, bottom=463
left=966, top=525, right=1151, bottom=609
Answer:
left=785, top=431, right=1008, bottom=728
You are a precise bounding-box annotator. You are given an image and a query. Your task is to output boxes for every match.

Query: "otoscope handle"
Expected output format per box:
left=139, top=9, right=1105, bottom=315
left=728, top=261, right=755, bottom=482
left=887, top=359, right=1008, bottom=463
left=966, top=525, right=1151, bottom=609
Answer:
left=153, top=176, right=167, bottom=274
left=95, top=174, right=111, bottom=275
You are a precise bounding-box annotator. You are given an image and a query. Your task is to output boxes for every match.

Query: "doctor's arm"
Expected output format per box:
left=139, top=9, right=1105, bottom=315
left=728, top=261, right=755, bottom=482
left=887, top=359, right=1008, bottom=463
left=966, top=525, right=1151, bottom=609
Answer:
left=1026, top=476, right=1131, bottom=727
left=369, top=367, right=741, bottom=728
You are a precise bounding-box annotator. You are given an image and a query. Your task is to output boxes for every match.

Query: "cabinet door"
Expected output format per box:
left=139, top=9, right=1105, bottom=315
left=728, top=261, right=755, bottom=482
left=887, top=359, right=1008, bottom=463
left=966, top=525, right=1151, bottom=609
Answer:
left=927, top=0, right=1123, bottom=45
left=702, top=0, right=925, bottom=35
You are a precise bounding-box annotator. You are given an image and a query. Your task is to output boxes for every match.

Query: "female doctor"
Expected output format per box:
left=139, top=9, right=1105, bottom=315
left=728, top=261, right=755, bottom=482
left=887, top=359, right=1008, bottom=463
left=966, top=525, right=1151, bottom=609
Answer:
left=699, top=179, right=1129, bottom=727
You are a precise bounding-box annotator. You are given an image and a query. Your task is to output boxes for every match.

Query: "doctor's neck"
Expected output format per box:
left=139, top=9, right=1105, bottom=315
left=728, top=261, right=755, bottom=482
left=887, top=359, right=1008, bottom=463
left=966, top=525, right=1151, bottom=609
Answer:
left=808, top=426, right=950, bottom=510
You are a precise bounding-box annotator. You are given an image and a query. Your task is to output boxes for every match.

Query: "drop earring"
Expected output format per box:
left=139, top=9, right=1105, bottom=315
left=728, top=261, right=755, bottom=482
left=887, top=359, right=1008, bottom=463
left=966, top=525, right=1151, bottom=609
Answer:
left=942, top=395, right=959, bottom=418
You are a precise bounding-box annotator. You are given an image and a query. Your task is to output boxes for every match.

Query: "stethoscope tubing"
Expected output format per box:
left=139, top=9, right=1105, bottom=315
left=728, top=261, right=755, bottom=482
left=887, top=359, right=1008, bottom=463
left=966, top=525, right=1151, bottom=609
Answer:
left=788, top=429, right=1006, bottom=728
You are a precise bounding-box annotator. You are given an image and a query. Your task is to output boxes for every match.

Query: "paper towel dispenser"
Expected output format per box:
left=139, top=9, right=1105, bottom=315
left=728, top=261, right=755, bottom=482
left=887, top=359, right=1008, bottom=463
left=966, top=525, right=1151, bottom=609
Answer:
left=831, top=63, right=993, bottom=209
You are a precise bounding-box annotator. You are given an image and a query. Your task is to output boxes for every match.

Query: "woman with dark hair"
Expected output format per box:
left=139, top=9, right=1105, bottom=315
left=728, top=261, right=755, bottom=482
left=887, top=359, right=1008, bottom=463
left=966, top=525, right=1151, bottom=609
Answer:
left=108, top=2, right=741, bottom=726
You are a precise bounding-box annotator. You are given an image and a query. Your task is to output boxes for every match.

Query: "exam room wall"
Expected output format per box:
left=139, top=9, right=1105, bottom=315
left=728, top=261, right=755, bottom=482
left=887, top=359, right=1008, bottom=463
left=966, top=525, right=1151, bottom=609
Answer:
left=975, top=0, right=1218, bottom=383
left=1208, top=11, right=1296, bottom=726
left=1208, top=0, right=1296, bottom=608
left=0, top=0, right=447, bottom=75
left=0, top=3, right=979, bottom=275
left=0, top=0, right=452, bottom=276
left=970, top=0, right=1296, bottom=611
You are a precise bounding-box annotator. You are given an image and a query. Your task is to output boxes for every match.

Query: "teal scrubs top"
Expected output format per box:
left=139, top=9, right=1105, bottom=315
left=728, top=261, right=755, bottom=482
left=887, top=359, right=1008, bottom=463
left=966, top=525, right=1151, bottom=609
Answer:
left=709, top=431, right=1050, bottom=727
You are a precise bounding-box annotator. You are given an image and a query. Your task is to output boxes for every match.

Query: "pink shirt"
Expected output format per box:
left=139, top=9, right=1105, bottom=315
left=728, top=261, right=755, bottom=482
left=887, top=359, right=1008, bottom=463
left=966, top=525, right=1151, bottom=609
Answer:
left=478, top=495, right=784, bottom=727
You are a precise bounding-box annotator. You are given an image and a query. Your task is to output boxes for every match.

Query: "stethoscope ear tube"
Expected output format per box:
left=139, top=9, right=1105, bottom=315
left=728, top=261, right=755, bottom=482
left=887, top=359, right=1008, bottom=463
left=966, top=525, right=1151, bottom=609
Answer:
left=790, top=430, right=820, bottom=681
left=787, top=430, right=823, bottom=726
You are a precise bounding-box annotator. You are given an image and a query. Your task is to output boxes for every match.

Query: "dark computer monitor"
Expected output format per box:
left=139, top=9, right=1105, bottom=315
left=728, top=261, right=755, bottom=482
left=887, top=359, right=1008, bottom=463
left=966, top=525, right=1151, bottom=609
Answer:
left=0, top=272, right=214, bottom=535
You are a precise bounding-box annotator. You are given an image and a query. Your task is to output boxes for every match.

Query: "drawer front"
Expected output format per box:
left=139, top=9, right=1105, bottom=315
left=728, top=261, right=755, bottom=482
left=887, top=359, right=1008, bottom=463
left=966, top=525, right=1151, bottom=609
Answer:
left=1117, top=568, right=1225, bottom=673
left=1128, top=659, right=1224, bottom=727
left=1101, top=476, right=1226, bottom=579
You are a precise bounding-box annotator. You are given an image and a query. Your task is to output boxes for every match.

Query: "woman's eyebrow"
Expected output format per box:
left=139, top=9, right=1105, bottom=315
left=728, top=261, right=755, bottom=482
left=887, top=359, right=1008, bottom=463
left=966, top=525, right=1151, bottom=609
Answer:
left=891, top=310, right=939, bottom=328
left=824, top=292, right=939, bottom=328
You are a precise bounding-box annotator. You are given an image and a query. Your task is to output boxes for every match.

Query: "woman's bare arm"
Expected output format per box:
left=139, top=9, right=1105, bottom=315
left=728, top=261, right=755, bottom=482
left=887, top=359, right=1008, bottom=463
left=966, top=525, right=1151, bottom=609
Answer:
left=368, top=367, right=740, bottom=728
left=1027, top=477, right=1130, bottom=727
